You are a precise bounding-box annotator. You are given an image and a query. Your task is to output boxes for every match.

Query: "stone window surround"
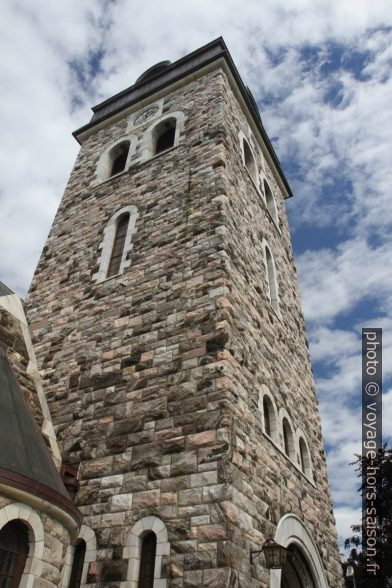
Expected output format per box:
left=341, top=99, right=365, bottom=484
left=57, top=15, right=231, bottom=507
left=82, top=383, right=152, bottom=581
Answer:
left=270, top=514, right=328, bottom=588
left=0, top=502, right=45, bottom=588
left=124, top=516, right=169, bottom=588
left=262, top=240, right=281, bottom=317
left=92, top=109, right=185, bottom=187
left=239, top=129, right=262, bottom=194
left=93, top=137, right=136, bottom=185
left=296, top=431, right=313, bottom=481
left=92, top=205, right=139, bottom=284
left=257, top=391, right=314, bottom=484
left=262, top=177, right=280, bottom=230
left=60, top=524, right=97, bottom=588
left=258, top=388, right=279, bottom=444
left=143, top=111, right=185, bottom=161
left=282, top=414, right=296, bottom=462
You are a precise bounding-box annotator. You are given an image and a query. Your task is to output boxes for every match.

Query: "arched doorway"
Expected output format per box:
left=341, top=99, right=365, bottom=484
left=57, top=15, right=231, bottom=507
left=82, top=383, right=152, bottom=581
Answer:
left=270, top=514, right=328, bottom=588
left=0, top=520, right=29, bottom=587
left=281, top=544, right=316, bottom=588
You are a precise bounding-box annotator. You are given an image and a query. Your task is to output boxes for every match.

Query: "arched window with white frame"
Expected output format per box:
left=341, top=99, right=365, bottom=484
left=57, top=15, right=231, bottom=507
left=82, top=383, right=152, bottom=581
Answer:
left=264, top=179, right=279, bottom=226
left=140, top=112, right=185, bottom=162
left=109, top=140, right=130, bottom=177
left=93, top=205, right=139, bottom=284
left=107, top=213, right=130, bottom=278
left=299, top=436, right=312, bottom=478
left=282, top=417, right=295, bottom=461
left=264, top=244, right=280, bottom=314
left=0, top=503, right=45, bottom=588
left=125, top=516, right=169, bottom=588
left=259, top=392, right=278, bottom=443
left=68, top=539, right=86, bottom=588
left=153, top=119, right=176, bottom=155
left=94, top=137, right=134, bottom=185
left=60, top=524, right=97, bottom=588
left=242, top=138, right=257, bottom=186
left=0, top=520, right=29, bottom=587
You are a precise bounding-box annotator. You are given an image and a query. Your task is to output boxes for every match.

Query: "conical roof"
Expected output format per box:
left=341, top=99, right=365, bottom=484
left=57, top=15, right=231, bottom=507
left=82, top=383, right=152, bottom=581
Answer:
left=0, top=281, right=14, bottom=296
left=0, top=345, right=68, bottom=497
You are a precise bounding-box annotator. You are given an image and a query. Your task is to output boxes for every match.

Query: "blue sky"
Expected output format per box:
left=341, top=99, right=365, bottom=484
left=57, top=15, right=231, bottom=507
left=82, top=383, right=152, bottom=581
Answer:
left=0, top=0, right=391, bottom=555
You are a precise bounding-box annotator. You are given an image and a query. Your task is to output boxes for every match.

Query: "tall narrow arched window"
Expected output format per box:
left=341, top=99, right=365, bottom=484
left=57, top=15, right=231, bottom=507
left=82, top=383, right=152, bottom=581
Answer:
left=138, top=532, right=157, bottom=588
left=263, top=397, right=272, bottom=437
left=107, top=213, right=130, bottom=278
left=265, top=245, right=279, bottom=314
left=69, top=539, right=86, bottom=588
left=243, top=139, right=257, bottom=185
left=154, top=119, right=176, bottom=155
left=264, top=180, right=278, bottom=225
left=109, top=141, right=130, bottom=177
left=282, top=417, right=295, bottom=460
left=0, top=521, right=29, bottom=588
left=299, top=437, right=311, bottom=477
left=263, top=396, right=276, bottom=440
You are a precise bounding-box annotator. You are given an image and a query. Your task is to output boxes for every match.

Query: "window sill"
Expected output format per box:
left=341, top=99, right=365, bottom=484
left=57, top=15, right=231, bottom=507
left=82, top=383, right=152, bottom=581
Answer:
left=92, top=145, right=180, bottom=189
left=245, top=166, right=262, bottom=196
left=261, top=430, right=315, bottom=487
left=92, top=168, right=129, bottom=188
left=267, top=300, right=282, bottom=322
left=149, top=144, right=179, bottom=161
left=266, top=207, right=281, bottom=233
left=95, top=272, right=123, bottom=285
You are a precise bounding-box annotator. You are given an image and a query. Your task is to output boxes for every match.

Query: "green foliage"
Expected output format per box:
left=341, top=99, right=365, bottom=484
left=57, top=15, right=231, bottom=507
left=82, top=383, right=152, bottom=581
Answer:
left=344, top=444, right=392, bottom=587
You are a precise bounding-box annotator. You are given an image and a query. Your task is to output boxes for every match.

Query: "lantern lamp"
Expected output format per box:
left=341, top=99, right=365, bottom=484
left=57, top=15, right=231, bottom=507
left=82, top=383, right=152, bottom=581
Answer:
left=250, top=538, right=287, bottom=569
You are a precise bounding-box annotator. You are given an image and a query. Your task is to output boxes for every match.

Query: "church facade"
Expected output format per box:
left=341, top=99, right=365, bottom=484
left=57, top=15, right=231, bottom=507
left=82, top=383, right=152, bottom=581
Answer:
left=1, top=38, right=343, bottom=587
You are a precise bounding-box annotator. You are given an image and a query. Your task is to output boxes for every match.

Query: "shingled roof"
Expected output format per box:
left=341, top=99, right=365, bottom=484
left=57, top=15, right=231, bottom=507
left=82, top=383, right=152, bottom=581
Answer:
left=0, top=281, right=14, bottom=296
left=0, top=345, right=69, bottom=497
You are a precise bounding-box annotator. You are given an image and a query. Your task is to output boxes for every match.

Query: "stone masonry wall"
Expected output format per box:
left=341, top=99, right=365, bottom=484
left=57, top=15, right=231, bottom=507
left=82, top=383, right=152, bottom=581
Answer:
left=26, top=65, right=343, bottom=586
left=26, top=70, right=236, bottom=586
left=209, top=70, right=343, bottom=586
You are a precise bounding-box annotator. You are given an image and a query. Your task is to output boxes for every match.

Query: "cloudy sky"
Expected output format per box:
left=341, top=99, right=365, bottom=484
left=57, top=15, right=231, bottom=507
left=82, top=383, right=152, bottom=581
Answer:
left=1, top=0, right=391, bottom=554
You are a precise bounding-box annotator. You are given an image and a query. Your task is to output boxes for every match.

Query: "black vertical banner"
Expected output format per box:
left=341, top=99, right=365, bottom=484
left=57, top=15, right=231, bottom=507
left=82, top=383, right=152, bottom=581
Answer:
left=362, top=328, right=382, bottom=587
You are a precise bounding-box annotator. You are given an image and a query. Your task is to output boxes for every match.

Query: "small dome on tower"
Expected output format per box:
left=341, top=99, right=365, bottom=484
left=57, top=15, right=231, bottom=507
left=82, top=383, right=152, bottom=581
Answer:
left=135, top=60, right=172, bottom=84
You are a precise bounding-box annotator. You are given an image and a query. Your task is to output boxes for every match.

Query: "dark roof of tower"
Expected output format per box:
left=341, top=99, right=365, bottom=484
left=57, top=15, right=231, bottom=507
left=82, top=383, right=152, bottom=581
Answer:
left=0, top=345, right=68, bottom=497
left=135, top=60, right=172, bottom=84
left=73, top=37, right=293, bottom=198
left=0, top=282, right=14, bottom=296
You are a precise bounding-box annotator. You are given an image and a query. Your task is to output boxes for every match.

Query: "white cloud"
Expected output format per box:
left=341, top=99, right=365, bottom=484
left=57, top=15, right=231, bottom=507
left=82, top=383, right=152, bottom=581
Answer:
left=297, top=239, right=392, bottom=324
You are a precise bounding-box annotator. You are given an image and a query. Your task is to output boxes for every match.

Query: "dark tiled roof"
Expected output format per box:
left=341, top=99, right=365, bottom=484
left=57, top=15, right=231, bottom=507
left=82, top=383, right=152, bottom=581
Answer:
left=0, top=282, right=14, bottom=296
left=0, top=346, right=68, bottom=497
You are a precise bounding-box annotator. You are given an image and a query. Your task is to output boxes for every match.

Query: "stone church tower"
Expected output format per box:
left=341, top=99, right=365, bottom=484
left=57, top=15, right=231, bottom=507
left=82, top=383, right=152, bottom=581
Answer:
left=25, top=38, right=343, bottom=587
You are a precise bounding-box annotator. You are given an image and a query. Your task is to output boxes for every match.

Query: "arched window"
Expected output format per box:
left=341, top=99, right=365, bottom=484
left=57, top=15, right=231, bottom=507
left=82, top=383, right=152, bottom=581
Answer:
left=264, top=180, right=278, bottom=225
left=0, top=520, right=29, bottom=588
left=69, top=540, right=86, bottom=588
left=138, top=532, right=157, bottom=588
left=262, top=396, right=277, bottom=441
left=93, top=205, right=139, bottom=284
left=107, top=213, right=130, bottom=278
left=243, top=139, right=257, bottom=185
left=299, top=437, right=311, bottom=477
left=109, top=141, right=130, bottom=177
left=126, top=516, right=169, bottom=587
left=265, top=245, right=279, bottom=314
left=154, top=119, right=176, bottom=155
left=282, top=417, right=295, bottom=460
left=263, top=397, right=272, bottom=437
